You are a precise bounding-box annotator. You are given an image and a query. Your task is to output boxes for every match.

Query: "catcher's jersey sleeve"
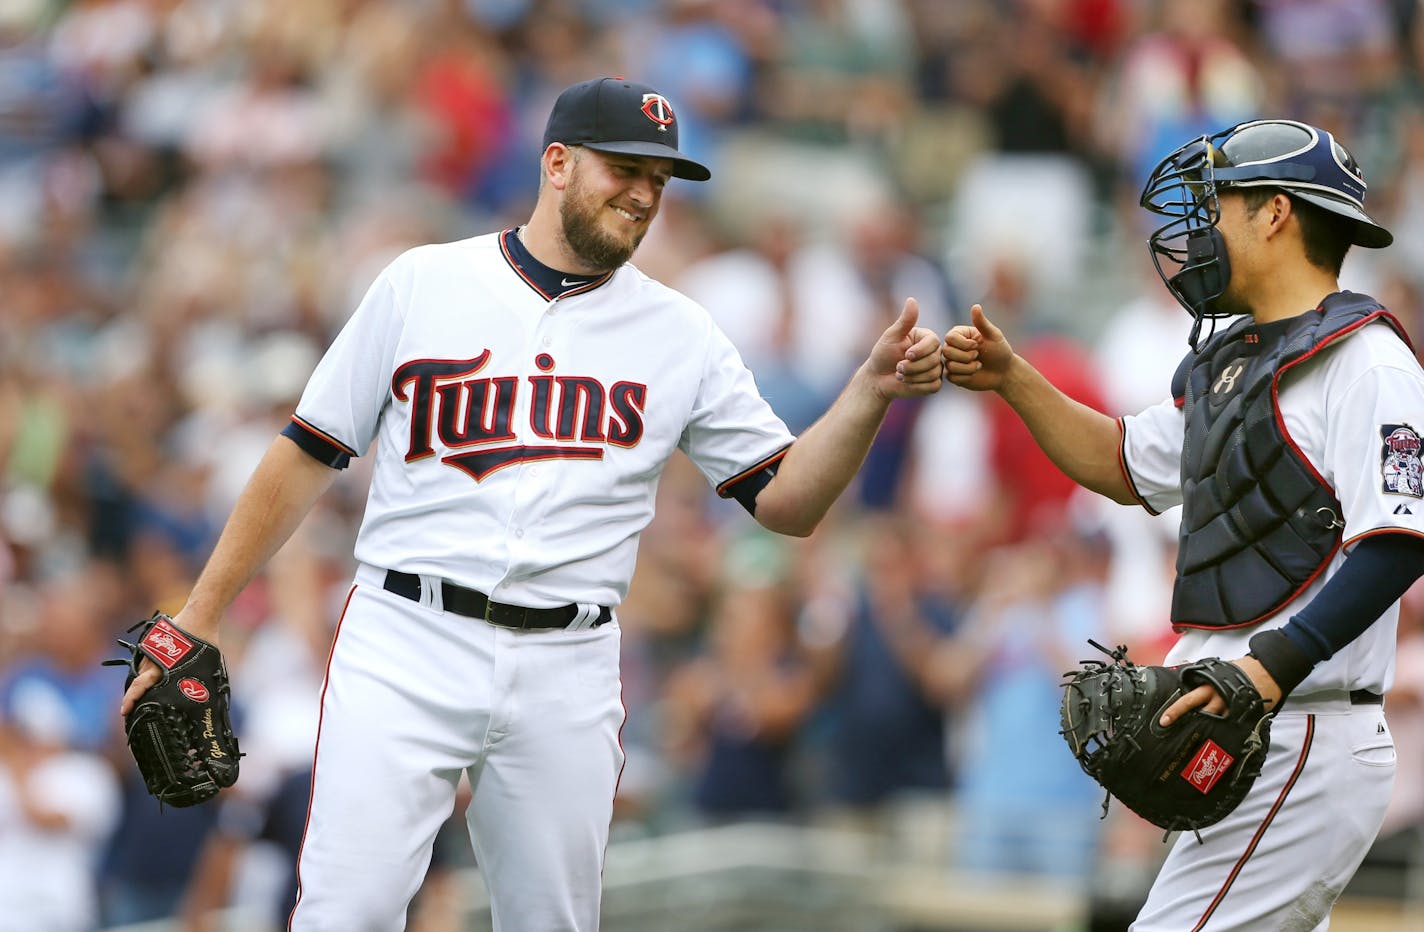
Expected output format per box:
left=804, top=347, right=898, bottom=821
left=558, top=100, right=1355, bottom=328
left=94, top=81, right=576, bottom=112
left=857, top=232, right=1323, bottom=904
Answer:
left=1119, top=396, right=1186, bottom=514
left=1297, top=322, right=1424, bottom=544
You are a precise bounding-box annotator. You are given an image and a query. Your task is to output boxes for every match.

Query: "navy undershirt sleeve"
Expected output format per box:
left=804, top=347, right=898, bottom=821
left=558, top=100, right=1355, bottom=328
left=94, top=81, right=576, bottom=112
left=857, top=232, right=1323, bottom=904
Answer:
left=1281, top=533, right=1424, bottom=662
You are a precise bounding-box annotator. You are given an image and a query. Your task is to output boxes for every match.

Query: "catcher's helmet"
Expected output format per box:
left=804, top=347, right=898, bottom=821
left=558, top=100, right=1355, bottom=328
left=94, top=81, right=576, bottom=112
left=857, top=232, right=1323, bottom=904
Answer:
left=1140, top=120, right=1392, bottom=349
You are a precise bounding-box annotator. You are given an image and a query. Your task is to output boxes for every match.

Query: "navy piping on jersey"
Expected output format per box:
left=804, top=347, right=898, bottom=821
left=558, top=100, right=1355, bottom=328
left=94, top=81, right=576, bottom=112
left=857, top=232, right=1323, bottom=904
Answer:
left=498, top=228, right=614, bottom=301
left=1190, top=715, right=1315, bottom=932
left=283, top=417, right=354, bottom=469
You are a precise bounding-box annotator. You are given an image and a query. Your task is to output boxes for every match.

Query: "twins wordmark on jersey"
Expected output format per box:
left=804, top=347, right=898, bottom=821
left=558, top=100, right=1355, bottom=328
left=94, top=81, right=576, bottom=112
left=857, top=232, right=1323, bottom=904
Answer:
left=286, top=232, right=796, bottom=607
left=394, top=351, right=646, bottom=482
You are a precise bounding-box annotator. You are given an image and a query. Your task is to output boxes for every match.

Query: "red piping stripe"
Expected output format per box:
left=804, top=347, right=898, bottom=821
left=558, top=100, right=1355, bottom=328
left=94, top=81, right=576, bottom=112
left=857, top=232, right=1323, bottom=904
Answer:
left=287, top=583, right=358, bottom=930
left=1270, top=314, right=1390, bottom=488
left=716, top=444, right=792, bottom=497
left=498, top=229, right=614, bottom=301
left=1345, top=527, right=1424, bottom=548
left=1190, top=714, right=1315, bottom=931
left=289, top=415, right=357, bottom=457
left=601, top=676, right=630, bottom=883
left=498, top=230, right=552, bottom=299
left=1117, top=416, right=1162, bottom=516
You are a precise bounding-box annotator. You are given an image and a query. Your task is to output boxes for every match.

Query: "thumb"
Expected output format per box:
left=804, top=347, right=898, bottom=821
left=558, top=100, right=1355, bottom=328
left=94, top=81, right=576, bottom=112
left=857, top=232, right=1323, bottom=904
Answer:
left=889, top=297, right=919, bottom=339
left=971, top=303, right=1002, bottom=341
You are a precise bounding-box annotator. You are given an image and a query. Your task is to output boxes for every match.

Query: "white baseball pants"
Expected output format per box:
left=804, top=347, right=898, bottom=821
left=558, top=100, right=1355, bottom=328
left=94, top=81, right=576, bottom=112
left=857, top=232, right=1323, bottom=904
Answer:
left=1132, top=694, right=1395, bottom=931
left=289, top=569, right=625, bottom=931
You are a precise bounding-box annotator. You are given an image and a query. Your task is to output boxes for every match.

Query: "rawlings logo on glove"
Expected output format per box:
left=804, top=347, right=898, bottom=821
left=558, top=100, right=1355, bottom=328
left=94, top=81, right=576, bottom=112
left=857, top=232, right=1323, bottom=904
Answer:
left=105, top=612, right=242, bottom=807
left=1059, top=640, right=1272, bottom=835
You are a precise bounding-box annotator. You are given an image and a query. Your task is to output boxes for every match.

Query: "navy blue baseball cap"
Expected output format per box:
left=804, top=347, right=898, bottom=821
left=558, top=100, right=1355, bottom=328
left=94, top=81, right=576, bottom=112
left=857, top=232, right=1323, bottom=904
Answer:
left=542, top=77, right=711, bottom=182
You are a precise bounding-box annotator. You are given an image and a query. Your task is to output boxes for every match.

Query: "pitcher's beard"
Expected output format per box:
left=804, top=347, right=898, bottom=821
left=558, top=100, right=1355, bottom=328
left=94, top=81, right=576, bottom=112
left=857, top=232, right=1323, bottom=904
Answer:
left=561, top=193, right=642, bottom=271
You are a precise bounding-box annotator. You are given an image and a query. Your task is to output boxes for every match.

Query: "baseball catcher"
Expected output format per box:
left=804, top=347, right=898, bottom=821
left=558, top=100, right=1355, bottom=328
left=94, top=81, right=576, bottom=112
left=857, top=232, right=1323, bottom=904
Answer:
left=105, top=612, right=241, bottom=807
left=1059, top=640, right=1272, bottom=835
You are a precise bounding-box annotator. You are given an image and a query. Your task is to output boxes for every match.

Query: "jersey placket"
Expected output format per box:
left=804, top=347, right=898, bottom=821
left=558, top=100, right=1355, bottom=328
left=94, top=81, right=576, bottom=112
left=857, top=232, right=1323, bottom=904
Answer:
left=489, top=297, right=564, bottom=603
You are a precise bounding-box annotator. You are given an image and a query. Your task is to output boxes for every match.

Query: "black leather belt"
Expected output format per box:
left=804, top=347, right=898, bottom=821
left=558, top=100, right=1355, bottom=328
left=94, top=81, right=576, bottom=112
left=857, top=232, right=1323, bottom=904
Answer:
left=1349, top=689, right=1384, bottom=705
left=383, top=570, right=610, bottom=630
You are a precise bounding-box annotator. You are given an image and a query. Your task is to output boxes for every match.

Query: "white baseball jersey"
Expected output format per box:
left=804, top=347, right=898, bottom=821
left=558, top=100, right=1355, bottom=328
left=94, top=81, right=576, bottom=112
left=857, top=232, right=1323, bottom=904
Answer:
left=1121, top=318, right=1424, bottom=695
left=1119, top=316, right=1415, bottom=929
left=282, top=228, right=796, bottom=931
left=290, top=229, right=794, bottom=607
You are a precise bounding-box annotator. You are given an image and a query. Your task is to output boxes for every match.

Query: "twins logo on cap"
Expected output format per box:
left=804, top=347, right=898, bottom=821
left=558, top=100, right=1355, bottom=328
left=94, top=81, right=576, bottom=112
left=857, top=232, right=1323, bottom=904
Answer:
left=641, top=94, right=674, bottom=132
left=541, top=77, right=711, bottom=181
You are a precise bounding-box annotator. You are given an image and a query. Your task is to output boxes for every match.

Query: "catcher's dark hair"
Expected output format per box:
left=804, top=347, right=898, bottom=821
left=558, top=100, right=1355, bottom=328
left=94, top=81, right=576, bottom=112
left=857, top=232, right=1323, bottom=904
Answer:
left=1238, top=186, right=1352, bottom=276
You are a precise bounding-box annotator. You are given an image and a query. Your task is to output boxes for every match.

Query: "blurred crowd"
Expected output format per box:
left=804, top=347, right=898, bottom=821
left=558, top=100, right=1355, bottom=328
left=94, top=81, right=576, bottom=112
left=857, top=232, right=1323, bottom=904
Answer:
left=4, top=0, right=1424, bottom=929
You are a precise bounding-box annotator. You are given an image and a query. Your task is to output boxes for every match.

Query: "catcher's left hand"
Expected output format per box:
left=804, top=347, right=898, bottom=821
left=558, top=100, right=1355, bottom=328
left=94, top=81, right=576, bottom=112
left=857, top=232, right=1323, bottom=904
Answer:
left=105, top=612, right=241, bottom=807
left=1059, top=641, right=1273, bottom=834
left=1159, top=653, right=1283, bottom=726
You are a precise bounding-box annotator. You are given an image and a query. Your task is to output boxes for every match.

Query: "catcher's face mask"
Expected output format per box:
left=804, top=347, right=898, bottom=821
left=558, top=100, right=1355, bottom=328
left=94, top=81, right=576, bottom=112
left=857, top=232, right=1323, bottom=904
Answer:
left=1140, top=119, right=1392, bottom=351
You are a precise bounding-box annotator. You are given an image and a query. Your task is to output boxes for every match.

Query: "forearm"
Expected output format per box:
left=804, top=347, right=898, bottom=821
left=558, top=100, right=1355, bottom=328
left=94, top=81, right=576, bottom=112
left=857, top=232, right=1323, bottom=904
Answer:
left=180, top=435, right=339, bottom=636
left=1249, top=533, right=1424, bottom=695
left=753, top=367, right=891, bottom=536
left=998, top=355, right=1133, bottom=503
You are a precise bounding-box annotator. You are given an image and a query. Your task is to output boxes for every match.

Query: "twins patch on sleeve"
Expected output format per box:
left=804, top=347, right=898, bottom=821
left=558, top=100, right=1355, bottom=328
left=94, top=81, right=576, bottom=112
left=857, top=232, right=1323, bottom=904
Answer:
left=1380, top=423, right=1424, bottom=498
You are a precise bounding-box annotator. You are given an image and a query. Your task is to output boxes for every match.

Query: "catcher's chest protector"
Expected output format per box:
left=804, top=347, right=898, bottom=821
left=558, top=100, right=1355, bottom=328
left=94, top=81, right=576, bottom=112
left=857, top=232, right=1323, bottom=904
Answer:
left=1169, top=291, right=1408, bottom=628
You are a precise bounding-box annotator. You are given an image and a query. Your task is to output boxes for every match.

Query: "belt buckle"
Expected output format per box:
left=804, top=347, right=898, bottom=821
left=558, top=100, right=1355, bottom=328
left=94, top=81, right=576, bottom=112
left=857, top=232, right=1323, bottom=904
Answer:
left=481, top=596, right=528, bottom=629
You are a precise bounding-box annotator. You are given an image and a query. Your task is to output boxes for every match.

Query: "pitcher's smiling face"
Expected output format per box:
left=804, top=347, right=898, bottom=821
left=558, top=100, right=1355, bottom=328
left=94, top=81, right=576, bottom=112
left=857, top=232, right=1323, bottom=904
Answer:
left=559, top=147, right=673, bottom=271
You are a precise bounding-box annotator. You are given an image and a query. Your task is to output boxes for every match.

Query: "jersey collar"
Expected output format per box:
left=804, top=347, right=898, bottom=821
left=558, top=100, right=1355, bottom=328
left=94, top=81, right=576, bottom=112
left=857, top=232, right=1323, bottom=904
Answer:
left=499, top=228, right=615, bottom=301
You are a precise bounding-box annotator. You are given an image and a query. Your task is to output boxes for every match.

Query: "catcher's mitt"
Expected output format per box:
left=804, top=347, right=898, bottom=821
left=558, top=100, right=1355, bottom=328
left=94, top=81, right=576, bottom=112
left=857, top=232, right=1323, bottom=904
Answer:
left=105, top=612, right=241, bottom=807
left=1059, top=640, right=1272, bottom=834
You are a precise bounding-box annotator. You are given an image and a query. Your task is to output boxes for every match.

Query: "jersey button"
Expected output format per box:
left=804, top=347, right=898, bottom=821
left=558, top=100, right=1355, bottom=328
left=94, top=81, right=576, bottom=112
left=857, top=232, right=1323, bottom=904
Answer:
left=542, top=337, right=552, bottom=347
left=515, top=529, right=525, bottom=538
